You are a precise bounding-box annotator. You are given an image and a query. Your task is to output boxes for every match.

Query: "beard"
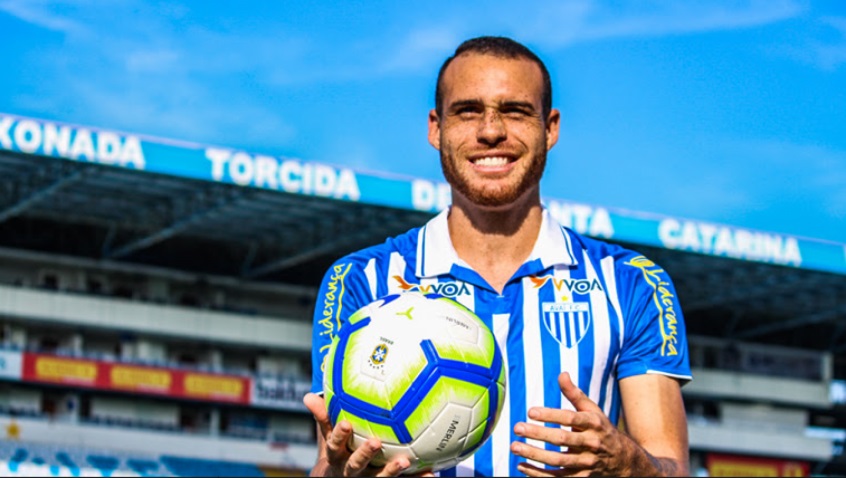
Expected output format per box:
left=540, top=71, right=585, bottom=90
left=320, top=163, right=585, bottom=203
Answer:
left=440, top=150, right=547, bottom=208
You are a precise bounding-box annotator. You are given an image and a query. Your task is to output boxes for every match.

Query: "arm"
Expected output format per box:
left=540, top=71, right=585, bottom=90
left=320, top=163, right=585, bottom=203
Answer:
left=618, top=374, right=689, bottom=476
left=511, top=372, right=688, bottom=477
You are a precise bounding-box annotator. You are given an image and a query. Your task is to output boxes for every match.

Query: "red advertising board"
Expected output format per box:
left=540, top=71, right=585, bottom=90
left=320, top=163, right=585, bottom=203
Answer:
left=707, top=453, right=810, bottom=477
left=21, top=352, right=250, bottom=405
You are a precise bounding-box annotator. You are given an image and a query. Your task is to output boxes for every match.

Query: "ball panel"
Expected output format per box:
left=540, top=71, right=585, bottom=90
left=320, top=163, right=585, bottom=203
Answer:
left=342, top=323, right=429, bottom=411
left=378, top=442, right=418, bottom=470
left=467, top=388, right=491, bottom=435
left=460, top=420, right=489, bottom=458
left=338, top=408, right=399, bottom=445
left=348, top=305, right=372, bottom=325
left=409, top=402, right=473, bottom=465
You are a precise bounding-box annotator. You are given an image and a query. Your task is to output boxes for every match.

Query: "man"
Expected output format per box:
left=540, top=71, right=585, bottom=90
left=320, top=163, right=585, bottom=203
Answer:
left=305, top=36, right=691, bottom=477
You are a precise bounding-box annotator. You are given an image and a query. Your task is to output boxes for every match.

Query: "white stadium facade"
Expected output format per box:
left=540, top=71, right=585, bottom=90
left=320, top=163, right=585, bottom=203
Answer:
left=0, top=112, right=844, bottom=476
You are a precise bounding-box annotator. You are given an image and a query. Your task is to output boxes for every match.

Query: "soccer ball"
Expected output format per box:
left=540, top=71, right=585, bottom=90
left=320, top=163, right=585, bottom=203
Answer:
left=322, top=291, right=506, bottom=474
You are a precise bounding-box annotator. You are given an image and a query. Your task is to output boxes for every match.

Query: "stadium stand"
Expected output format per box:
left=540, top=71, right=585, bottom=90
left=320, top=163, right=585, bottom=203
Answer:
left=0, top=113, right=844, bottom=475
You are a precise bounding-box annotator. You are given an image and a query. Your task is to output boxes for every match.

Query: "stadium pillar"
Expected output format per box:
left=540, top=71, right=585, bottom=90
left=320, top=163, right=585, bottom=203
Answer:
left=209, top=408, right=220, bottom=437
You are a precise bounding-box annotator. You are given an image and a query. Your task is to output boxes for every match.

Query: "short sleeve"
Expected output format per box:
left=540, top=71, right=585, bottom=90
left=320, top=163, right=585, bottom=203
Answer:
left=615, top=255, right=692, bottom=383
left=310, top=259, right=373, bottom=393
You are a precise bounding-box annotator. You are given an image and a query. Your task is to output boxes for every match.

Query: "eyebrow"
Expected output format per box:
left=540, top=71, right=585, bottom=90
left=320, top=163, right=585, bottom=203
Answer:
left=446, top=99, right=537, bottom=113
left=446, top=99, right=484, bottom=111
left=500, top=101, right=536, bottom=111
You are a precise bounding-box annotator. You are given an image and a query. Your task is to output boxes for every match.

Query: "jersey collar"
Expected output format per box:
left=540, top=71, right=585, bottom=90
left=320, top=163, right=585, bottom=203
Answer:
left=415, top=207, right=579, bottom=279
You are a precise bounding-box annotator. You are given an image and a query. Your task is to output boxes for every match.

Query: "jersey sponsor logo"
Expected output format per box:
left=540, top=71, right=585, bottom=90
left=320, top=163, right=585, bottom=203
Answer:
left=392, top=276, right=472, bottom=298
left=0, top=115, right=146, bottom=169
left=658, top=219, right=802, bottom=266
left=624, top=256, right=679, bottom=357
left=206, top=148, right=361, bottom=200
left=319, top=263, right=352, bottom=370
left=530, top=275, right=604, bottom=295
left=542, top=302, right=592, bottom=348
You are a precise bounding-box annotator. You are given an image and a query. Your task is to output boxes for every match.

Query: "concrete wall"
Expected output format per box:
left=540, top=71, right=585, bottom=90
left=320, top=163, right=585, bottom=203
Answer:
left=0, top=284, right=311, bottom=352
left=684, top=368, right=831, bottom=408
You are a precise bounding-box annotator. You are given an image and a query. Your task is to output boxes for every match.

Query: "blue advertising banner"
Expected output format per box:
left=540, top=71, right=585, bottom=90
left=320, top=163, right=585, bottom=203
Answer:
left=1, top=112, right=844, bottom=276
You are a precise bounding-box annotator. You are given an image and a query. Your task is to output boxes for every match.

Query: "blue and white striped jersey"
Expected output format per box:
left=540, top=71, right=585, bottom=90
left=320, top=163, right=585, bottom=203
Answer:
left=311, top=207, right=691, bottom=477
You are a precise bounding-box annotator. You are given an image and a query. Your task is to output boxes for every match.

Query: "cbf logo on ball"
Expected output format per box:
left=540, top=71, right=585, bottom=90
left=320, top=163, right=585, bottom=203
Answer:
left=370, top=344, right=388, bottom=365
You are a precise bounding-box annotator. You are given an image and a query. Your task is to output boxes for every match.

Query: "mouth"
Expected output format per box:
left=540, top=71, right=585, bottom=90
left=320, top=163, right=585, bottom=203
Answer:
left=468, top=154, right=517, bottom=168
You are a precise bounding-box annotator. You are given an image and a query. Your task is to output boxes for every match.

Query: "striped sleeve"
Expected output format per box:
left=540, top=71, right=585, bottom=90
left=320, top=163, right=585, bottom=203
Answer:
left=310, top=258, right=372, bottom=393
left=615, top=254, right=692, bottom=382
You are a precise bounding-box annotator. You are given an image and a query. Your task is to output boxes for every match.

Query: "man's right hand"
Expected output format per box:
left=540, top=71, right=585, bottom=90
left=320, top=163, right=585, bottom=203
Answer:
left=303, top=392, right=413, bottom=477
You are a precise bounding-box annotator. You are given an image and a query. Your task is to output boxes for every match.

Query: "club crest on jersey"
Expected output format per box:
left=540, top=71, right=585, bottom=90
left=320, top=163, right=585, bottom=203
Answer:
left=542, top=302, right=592, bottom=348
left=392, top=275, right=471, bottom=298
left=530, top=275, right=603, bottom=295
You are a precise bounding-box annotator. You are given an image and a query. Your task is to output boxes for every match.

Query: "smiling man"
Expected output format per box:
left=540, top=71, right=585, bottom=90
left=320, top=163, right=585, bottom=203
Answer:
left=305, top=36, right=691, bottom=477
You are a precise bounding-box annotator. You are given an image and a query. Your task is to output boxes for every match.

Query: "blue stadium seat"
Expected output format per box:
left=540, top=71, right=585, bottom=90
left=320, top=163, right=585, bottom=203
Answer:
left=87, top=454, right=119, bottom=476
left=126, top=458, right=160, bottom=475
left=10, top=448, right=28, bottom=463
left=161, top=455, right=263, bottom=477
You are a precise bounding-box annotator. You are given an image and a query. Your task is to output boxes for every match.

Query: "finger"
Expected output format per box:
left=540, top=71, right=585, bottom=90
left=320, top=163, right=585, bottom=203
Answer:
left=376, top=456, right=411, bottom=477
left=344, top=438, right=381, bottom=476
left=303, top=393, right=332, bottom=437
left=517, top=462, right=585, bottom=477
left=558, top=373, right=601, bottom=413
left=513, top=445, right=599, bottom=474
left=514, top=422, right=597, bottom=450
left=326, top=420, right=354, bottom=461
left=526, top=407, right=602, bottom=432
left=511, top=441, right=574, bottom=469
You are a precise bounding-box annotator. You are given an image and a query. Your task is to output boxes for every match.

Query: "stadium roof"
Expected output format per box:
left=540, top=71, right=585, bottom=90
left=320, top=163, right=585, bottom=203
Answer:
left=1, top=112, right=845, bottom=374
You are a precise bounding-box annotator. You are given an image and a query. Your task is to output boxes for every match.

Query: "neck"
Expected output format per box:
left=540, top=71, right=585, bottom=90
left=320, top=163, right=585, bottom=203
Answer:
left=447, top=189, right=543, bottom=292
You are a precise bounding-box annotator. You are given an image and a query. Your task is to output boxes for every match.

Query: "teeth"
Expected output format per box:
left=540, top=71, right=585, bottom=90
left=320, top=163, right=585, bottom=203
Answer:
left=473, top=156, right=509, bottom=166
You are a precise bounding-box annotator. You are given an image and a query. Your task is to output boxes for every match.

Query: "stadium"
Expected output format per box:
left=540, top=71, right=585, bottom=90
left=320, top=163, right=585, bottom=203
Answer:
left=0, top=111, right=843, bottom=476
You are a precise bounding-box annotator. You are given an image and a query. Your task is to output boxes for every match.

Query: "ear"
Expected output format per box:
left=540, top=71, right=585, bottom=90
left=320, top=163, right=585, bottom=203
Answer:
left=428, top=109, right=441, bottom=150
left=545, top=108, right=560, bottom=151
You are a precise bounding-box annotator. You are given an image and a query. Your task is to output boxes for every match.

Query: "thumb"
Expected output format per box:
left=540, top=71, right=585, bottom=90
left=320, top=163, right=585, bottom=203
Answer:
left=303, top=392, right=332, bottom=437
left=558, top=372, right=601, bottom=413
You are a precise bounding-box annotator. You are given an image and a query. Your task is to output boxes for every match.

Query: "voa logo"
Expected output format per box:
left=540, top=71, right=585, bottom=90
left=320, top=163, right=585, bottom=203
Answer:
left=425, top=281, right=471, bottom=298
left=393, top=276, right=471, bottom=298
left=531, top=276, right=604, bottom=295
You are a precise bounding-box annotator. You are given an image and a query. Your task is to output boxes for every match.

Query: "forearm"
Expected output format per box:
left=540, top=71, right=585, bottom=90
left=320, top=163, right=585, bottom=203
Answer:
left=622, top=434, right=688, bottom=477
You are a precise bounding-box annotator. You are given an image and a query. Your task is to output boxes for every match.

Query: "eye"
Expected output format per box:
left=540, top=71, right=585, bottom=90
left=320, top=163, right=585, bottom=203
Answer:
left=456, top=106, right=483, bottom=118
left=501, top=106, right=531, bottom=119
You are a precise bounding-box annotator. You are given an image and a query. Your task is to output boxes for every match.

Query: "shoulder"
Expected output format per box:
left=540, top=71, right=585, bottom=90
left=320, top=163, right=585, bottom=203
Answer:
left=563, top=228, right=675, bottom=293
left=563, top=228, right=647, bottom=269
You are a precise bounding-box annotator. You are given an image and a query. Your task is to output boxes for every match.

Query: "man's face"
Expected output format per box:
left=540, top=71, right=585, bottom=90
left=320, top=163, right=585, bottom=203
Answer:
left=429, top=53, right=560, bottom=209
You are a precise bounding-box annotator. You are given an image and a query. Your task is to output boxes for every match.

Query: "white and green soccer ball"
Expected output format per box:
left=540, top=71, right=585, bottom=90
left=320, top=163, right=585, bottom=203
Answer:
left=323, top=291, right=506, bottom=474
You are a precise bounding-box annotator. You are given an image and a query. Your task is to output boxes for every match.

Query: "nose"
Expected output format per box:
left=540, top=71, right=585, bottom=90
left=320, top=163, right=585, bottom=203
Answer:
left=476, top=109, right=506, bottom=145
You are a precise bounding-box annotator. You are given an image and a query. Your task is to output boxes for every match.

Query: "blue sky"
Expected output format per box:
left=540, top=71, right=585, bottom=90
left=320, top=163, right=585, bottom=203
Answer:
left=1, top=0, right=844, bottom=243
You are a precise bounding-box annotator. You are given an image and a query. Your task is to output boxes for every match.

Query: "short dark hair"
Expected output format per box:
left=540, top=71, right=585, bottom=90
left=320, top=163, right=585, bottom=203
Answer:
left=435, top=36, right=552, bottom=118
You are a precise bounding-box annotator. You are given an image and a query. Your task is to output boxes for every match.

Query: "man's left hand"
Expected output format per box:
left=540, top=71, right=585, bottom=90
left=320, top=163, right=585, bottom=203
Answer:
left=511, top=372, right=636, bottom=477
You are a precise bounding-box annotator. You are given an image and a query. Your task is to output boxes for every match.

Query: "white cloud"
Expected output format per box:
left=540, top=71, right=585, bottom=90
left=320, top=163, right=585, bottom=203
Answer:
left=808, top=16, right=846, bottom=70
left=4, top=0, right=300, bottom=147
left=0, top=0, right=87, bottom=35
left=460, top=0, right=805, bottom=48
